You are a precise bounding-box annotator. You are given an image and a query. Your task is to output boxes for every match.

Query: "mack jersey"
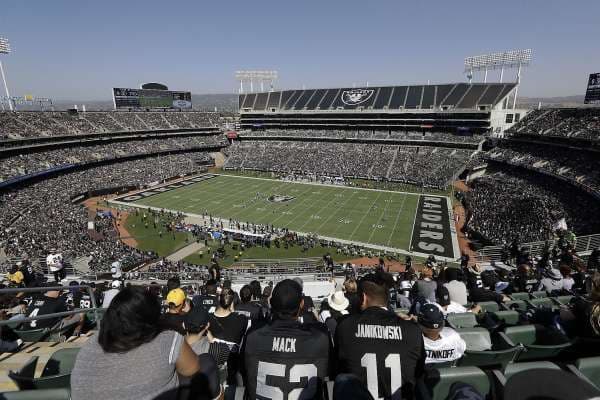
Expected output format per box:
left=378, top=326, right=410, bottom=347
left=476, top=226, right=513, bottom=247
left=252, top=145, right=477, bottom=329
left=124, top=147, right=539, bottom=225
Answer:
left=335, top=307, right=425, bottom=400
left=242, top=319, right=332, bottom=400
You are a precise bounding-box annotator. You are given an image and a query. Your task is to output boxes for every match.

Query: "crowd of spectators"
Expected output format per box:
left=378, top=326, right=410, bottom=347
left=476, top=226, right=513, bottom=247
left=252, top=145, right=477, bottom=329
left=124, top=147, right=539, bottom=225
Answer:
left=486, top=141, right=600, bottom=194
left=0, top=135, right=224, bottom=182
left=225, top=141, right=473, bottom=189
left=0, top=152, right=211, bottom=271
left=0, top=111, right=219, bottom=139
left=2, top=240, right=600, bottom=399
left=464, top=169, right=600, bottom=244
left=243, top=129, right=484, bottom=144
left=507, top=108, right=600, bottom=141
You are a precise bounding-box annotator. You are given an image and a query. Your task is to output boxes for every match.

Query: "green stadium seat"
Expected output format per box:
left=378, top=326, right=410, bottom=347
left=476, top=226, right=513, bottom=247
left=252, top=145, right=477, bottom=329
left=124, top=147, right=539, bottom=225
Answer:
left=0, top=389, right=71, bottom=400
left=492, top=310, right=520, bottom=326
left=492, top=361, right=562, bottom=394
left=456, top=327, right=521, bottom=370
left=567, top=357, right=600, bottom=390
left=476, top=301, right=500, bottom=313
left=446, top=313, right=477, bottom=329
left=502, top=300, right=527, bottom=312
left=8, top=348, right=80, bottom=391
left=510, top=292, right=530, bottom=301
left=531, top=291, right=548, bottom=299
left=526, top=298, right=558, bottom=310
left=551, top=295, right=574, bottom=306
left=14, top=328, right=50, bottom=343
left=501, top=325, right=571, bottom=361
left=422, top=366, right=491, bottom=400
left=456, top=328, right=492, bottom=352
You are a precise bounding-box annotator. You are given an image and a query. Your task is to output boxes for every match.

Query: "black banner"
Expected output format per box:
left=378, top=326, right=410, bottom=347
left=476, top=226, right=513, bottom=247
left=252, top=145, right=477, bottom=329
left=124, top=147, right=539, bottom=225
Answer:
left=410, top=195, right=454, bottom=258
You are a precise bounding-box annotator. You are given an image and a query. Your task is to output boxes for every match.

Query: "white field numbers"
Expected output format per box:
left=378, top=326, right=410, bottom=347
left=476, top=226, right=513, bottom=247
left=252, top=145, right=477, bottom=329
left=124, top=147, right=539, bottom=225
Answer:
left=360, top=353, right=402, bottom=400
left=256, top=361, right=318, bottom=400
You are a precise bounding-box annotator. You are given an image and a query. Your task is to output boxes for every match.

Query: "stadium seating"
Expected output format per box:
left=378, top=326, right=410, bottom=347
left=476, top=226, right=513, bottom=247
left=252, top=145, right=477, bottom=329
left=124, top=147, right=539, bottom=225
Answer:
left=567, top=357, right=600, bottom=390
left=446, top=313, right=477, bottom=329
left=0, top=389, right=71, bottom=400
left=8, top=348, right=79, bottom=391
left=422, top=366, right=491, bottom=400
left=501, top=325, right=571, bottom=361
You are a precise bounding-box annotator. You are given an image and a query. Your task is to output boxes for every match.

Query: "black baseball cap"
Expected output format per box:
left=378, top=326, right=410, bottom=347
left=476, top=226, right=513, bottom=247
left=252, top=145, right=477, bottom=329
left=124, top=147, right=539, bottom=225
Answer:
left=270, top=279, right=302, bottom=316
left=418, top=303, right=445, bottom=329
left=184, top=306, right=209, bottom=333
left=436, top=286, right=451, bottom=307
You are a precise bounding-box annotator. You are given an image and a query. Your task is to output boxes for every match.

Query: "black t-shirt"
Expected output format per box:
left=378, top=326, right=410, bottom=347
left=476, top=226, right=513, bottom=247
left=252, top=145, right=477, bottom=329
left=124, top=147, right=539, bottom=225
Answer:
left=192, top=294, right=218, bottom=313
left=73, top=291, right=100, bottom=310
left=25, top=294, right=68, bottom=329
left=335, top=307, right=425, bottom=400
left=469, top=287, right=504, bottom=303
left=236, top=302, right=264, bottom=325
left=209, top=312, right=247, bottom=344
left=242, top=319, right=332, bottom=400
left=160, top=313, right=187, bottom=335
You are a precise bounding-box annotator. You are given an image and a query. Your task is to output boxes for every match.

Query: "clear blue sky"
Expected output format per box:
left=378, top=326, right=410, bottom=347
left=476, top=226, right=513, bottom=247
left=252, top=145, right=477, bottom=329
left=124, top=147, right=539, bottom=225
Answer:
left=1, top=0, right=598, bottom=100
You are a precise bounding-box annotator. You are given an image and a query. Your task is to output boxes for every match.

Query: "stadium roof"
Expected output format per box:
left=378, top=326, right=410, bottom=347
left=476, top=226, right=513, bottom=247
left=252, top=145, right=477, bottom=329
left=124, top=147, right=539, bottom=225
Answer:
left=239, top=82, right=516, bottom=113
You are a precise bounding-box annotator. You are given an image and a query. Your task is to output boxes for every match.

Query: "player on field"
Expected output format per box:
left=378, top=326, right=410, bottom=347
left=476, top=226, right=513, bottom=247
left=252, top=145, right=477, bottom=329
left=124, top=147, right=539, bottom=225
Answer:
left=241, top=279, right=332, bottom=400
left=334, top=271, right=426, bottom=400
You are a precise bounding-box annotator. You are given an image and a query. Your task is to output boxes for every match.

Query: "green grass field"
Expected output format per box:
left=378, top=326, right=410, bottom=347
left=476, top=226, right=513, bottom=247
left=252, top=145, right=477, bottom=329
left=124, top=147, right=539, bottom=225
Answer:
left=124, top=174, right=431, bottom=252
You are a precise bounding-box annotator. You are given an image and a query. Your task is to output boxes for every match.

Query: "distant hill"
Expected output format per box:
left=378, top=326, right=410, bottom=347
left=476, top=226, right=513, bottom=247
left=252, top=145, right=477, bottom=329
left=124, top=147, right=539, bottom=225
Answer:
left=517, top=95, right=585, bottom=108
left=15, top=93, right=239, bottom=112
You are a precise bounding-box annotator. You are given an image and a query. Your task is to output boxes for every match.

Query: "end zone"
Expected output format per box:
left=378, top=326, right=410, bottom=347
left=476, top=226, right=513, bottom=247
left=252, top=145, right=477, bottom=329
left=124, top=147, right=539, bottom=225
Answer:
left=410, top=195, right=459, bottom=259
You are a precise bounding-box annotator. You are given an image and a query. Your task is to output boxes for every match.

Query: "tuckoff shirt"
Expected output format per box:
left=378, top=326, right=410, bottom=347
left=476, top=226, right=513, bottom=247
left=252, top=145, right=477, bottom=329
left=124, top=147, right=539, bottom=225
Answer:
left=423, top=327, right=466, bottom=364
left=335, top=307, right=425, bottom=400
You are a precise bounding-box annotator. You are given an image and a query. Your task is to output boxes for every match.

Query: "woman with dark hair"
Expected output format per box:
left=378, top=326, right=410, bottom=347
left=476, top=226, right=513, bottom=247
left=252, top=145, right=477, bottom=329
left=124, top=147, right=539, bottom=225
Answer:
left=70, top=287, right=201, bottom=400
left=208, top=288, right=247, bottom=346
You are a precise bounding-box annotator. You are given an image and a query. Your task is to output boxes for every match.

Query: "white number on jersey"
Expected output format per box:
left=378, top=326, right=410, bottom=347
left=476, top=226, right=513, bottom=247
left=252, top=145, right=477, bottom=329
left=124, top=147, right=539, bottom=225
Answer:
left=256, top=361, right=318, bottom=400
left=360, top=353, right=402, bottom=400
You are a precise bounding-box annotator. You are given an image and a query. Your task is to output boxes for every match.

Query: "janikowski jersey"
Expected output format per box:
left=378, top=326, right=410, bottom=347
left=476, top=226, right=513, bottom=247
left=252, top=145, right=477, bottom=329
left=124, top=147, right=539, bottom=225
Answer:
left=241, top=319, right=332, bottom=400
left=335, top=307, right=425, bottom=400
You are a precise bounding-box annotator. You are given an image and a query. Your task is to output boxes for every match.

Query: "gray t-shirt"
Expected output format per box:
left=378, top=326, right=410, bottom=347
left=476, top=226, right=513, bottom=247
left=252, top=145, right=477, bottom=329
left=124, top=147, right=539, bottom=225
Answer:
left=71, top=330, right=183, bottom=400
left=414, top=279, right=437, bottom=302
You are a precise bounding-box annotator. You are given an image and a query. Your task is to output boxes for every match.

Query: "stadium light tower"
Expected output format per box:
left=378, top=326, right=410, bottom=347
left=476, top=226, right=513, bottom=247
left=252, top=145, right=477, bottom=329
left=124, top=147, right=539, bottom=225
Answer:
left=235, top=70, right=278, bottom=93
left=0, top=37, right=13, bottom=111
left=464, top=49, right=532, bottom=109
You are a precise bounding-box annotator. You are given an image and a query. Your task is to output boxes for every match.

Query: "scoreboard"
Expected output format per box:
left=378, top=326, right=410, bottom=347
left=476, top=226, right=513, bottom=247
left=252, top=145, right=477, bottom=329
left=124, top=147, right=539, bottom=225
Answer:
left=584, top=73, right=600, bottom=105
left=113, top=88, right=192, bottom=109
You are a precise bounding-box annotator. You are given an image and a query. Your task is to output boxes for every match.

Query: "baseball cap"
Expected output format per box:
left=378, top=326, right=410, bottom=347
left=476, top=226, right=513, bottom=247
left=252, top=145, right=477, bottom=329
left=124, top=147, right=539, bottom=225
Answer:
left=270, top=279, right=302, bottom=316
left=436, top=286, right=451, bottom=307
left=418, top=303, right=445, bottom=329
left=166, top=288, right=186, bottom=307
left=184, top=306, right=210, bottom=333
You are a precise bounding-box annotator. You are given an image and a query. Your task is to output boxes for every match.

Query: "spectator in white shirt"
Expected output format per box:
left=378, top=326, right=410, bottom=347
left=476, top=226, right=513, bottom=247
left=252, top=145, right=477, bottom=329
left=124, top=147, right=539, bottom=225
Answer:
left=418, top=304, right=466, bottom=364
left=436, top=287, right=481, bottom=315
left=102, top=280, right=122, bottom=308
left=443, top=268, right=468, bottom=306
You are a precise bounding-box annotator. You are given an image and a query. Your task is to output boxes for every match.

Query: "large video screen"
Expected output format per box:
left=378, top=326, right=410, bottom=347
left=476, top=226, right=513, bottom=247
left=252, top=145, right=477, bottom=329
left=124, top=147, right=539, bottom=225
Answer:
left=584, top=73, right=600, bottom=104
left=113, top=88, right=192, bottom=109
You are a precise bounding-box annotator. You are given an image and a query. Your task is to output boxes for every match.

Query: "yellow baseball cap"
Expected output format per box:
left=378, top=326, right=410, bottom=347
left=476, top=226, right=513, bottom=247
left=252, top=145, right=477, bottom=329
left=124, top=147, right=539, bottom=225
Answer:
left=166, top=288, right=186, bottom=307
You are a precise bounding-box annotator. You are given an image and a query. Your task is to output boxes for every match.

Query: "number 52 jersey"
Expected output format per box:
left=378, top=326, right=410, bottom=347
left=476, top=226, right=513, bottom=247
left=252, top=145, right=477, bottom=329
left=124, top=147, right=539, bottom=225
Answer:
left=334, top=307, right=425, bottom=400
left=241, top=318, right=332, bottom=400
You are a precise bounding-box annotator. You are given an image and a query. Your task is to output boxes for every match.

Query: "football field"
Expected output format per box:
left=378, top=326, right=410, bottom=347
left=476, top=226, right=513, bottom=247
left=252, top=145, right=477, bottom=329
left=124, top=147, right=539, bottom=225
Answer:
left=112, top=174, right=457, bottom=258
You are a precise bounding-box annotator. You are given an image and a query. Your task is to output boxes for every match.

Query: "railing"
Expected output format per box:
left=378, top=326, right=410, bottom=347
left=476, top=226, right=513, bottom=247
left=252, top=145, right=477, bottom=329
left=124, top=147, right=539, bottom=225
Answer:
left=476, top=233, right=600, bottom=262
left=0, top=285, right=101, bottom=330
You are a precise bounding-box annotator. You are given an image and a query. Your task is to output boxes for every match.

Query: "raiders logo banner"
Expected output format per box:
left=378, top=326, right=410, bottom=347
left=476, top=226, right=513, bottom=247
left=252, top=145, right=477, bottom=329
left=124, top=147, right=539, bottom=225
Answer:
left=341, top=89, right=374, bottom=106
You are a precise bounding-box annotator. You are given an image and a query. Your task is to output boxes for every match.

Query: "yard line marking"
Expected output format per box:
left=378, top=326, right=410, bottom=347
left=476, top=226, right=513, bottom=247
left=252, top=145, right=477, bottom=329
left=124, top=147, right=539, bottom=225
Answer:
left=348, top=191, right=383, bottom=241
left=309, top=188, right=361, bottom=233
left=386, top=193, right=407, bottom=247
left=366, top=193, right=395, bottom=244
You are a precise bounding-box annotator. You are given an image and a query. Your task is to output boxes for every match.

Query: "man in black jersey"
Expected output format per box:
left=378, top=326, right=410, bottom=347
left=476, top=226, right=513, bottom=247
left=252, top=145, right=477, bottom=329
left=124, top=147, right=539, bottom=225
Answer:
left=24, top=286, right=68, bottom=330
left=241, top=279, right=332, bottom=400
left=335, top=272, right=425, bottom=400
left=192, top=280, right=219, bottom=313
left=235, top=285, right=264, bottom=329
